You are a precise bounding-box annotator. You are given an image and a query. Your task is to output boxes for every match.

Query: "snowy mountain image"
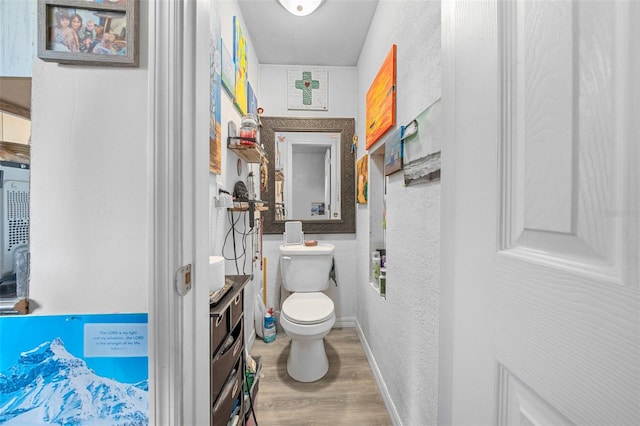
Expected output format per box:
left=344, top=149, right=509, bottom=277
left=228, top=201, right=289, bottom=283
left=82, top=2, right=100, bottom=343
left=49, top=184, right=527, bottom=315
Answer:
left=0, top=338, right=148, bottom=425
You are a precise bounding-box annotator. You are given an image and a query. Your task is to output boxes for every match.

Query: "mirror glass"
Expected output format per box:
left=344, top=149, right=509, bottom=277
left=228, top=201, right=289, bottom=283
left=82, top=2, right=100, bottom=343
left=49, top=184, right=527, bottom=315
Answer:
left=274, top=131, right=340, bottom=221
left=261, top=117, right=355, bottom=234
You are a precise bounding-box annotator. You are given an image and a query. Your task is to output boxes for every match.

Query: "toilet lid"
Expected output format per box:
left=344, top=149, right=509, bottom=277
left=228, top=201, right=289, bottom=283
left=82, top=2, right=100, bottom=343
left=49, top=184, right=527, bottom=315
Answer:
left=282, top=293, right=334, bottom=325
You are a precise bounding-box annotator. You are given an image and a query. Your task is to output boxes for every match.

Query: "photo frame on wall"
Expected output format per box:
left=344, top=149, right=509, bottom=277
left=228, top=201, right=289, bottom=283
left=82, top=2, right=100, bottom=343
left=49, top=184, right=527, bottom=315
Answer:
left=247, top=81, right=258, bottom=115
left=209, top=0, right=222, bottom=175
left=233, top=16, right=248, bottom=115
left=366, top=44, right=396, bottom=149
left=221, top=39, right=235, bottom=99
left=287, top=69, right=328, bottom=111
left=384, top=126, right=404, bottom=176
left=402, top=98, right=442, bottom=186
left=37, top=0, right=139, bottom=67
left=0, top=313, right=149, bottom=424
left=357, top=154, right=369, bottom=204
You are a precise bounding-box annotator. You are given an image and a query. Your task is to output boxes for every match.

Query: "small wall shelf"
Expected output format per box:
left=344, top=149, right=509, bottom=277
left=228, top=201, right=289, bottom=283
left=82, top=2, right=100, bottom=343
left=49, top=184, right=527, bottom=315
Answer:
left=228, top=205, right=268, bottom=212
left=228, top=142, right=266, bottom=164
left=227, top=201, right=267, bottom=229
left=227, top=120, right=267, bottom=164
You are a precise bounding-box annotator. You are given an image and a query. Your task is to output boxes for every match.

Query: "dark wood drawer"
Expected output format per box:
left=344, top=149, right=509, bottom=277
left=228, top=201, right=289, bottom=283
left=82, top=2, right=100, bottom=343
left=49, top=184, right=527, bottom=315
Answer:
left=230, top=289, right=243, bottom=328
left=211, top=320, right=243, bottom=404
left=211, top=356, right=243, bottom=426
left=211, top=308, right=229, bottom=354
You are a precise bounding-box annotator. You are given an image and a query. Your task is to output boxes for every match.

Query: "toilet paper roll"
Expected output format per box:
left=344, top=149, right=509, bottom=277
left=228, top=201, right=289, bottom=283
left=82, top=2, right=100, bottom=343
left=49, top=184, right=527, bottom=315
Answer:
left=209, top=256, right=225, bottom=292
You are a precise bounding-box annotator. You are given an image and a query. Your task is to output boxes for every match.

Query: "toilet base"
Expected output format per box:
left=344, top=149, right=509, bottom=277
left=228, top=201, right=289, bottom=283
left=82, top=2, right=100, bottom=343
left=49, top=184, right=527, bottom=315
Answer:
left=287, top=337, right=329, bottom=382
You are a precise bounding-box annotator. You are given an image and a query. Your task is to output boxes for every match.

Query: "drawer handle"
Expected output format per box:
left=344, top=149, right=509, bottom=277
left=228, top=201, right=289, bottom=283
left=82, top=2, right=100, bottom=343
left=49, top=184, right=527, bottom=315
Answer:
left=234, top=294, right=241, bottom=304
left=233, top=340, right=241, bottom=356
left=215, top=313, right=224, bottom=327
left=232, top=379, right=239, bottom=396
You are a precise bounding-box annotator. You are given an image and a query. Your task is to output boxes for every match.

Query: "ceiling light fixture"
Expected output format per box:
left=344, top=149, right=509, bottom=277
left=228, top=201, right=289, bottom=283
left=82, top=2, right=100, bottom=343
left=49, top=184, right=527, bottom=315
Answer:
left=277, top=0, right=324, bottom=17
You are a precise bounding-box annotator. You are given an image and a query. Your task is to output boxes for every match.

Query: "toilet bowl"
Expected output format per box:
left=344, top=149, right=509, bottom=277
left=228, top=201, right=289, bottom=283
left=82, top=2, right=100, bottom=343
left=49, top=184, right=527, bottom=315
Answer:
left=280, top=292, right=336, bottom=382
left=278, top=236, right=336, bottom=382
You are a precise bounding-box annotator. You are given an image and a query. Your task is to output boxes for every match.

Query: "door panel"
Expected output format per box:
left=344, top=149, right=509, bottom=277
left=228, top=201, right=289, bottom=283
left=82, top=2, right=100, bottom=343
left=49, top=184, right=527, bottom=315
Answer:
left=440, top=0, right=639, bottom=424
left=496, top=256, right=639, bottom=425
left=498, top=366, right=574, bottom=426
left=519, top=0, right=574, bottom=235
left=497, top=1, right=639, bottom=425
left=503, top=0, right=625, bottom=274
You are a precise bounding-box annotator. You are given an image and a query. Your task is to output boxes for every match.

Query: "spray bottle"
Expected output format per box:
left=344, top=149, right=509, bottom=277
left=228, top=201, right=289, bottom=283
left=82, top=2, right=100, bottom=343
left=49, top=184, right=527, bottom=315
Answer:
left=263, top=307, right=276, bottom=343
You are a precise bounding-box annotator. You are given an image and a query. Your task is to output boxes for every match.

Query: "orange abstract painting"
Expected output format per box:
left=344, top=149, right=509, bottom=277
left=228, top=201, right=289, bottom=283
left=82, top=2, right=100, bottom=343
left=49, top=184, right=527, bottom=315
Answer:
left=365, top=44, right=396, bottom=149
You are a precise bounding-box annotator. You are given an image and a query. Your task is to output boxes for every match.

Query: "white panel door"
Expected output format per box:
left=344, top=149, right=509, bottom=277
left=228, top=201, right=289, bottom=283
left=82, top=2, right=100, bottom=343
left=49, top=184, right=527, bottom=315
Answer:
left=441, top=1, right=639, bottom=425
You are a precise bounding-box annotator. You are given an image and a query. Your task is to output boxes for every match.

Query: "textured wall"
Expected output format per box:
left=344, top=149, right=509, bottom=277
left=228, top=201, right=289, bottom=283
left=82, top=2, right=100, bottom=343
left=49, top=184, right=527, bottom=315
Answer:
left=257, top=64, right=358, bottom=325
left=355, top=1, right=442, bottom=425
left=210, top=0, right=264, bottom=347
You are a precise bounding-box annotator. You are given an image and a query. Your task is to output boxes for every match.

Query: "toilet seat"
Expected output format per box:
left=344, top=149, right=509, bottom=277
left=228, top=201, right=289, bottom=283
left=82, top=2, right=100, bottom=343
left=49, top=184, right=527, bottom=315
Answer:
left=282, top=292, right=334, bottom=325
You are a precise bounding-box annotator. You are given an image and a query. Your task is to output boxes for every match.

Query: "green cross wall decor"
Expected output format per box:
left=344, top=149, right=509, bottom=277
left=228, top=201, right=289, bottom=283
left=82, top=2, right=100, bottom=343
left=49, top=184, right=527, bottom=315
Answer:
left=294, top=71, right=320, bottom=105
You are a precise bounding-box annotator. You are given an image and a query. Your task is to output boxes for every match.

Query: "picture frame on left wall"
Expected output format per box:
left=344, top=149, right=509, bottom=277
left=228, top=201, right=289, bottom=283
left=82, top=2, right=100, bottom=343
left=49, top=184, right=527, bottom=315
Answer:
left=37, top=0, right=139, bottom=67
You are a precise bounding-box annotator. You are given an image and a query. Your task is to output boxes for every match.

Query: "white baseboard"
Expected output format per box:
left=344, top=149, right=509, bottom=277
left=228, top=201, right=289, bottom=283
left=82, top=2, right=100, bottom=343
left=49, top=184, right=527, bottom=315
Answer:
left=334, top=315, right=357, bottom=328
left=355, top=320, right=401, bottom=426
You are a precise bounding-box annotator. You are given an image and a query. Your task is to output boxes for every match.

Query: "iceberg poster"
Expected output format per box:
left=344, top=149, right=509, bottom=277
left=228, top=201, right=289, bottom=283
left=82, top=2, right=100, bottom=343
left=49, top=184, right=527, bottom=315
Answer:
left=0, top=313, right=148, bottom=425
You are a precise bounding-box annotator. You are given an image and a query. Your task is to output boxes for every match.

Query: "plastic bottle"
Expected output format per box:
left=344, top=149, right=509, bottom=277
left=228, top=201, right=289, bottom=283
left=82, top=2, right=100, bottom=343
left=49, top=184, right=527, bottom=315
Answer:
left=263, top=308, right=276, bottom=343
left=371, top=251, right=381, bottom=286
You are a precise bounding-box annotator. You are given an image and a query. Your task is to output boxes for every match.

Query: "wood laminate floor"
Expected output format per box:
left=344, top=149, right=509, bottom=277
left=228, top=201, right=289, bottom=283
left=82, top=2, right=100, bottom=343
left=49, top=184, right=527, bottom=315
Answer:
left=249, top=328, right=392, bottom=426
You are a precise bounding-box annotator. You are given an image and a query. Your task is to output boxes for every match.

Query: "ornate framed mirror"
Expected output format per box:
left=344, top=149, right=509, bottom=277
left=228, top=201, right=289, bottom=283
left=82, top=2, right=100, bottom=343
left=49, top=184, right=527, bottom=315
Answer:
left=260, top=116, right=356, bottom=234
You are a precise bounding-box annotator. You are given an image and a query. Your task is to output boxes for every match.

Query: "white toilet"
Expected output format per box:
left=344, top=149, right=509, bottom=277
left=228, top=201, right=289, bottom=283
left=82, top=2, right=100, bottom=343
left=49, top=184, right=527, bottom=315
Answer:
left=279, top=242, right=336, bottom=382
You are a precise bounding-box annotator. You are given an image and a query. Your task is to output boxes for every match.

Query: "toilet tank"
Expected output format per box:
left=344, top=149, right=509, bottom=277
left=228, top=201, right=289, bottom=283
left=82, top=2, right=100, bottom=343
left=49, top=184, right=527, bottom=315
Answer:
left=279, top=243, right=335, bottom=292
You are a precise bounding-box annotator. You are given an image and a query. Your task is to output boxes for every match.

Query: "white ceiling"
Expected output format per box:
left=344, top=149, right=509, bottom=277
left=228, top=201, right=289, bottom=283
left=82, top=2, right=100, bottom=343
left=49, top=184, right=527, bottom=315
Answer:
left=237, top=0, right=379, bottom=66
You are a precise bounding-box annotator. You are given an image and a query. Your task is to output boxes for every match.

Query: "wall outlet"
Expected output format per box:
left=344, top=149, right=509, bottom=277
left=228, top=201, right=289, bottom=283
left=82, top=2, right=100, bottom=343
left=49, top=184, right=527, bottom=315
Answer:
left=215, top=193, right=234, bottom=208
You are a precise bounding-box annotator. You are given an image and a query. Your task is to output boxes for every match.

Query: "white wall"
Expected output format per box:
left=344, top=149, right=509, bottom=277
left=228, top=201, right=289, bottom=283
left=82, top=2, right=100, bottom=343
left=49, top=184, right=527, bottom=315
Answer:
left=355, top=1, right=442, bottom=425
left=210, top=0, right=264, bottom=345
left=258, top=64, right=358, bottom=326
left=29, top=2, right=150, bottom=314
left=259, top=65, right=356, bottom=118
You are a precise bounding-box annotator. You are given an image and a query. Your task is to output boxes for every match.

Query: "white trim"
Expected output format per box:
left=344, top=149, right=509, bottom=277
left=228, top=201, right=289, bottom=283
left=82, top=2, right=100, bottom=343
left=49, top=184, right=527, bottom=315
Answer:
left=148, top=0, right=187, bottom=424
left=149, top=0, right=211, bottom=424
left=333, top=316, right=357, bottom=328
left=355, top=320, right=401, bottom=426
left=186, top=0, right=215, bottom=424
left=437, top=0, right=458, bottom=423
left=180, top=0, right=211, bottom=424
